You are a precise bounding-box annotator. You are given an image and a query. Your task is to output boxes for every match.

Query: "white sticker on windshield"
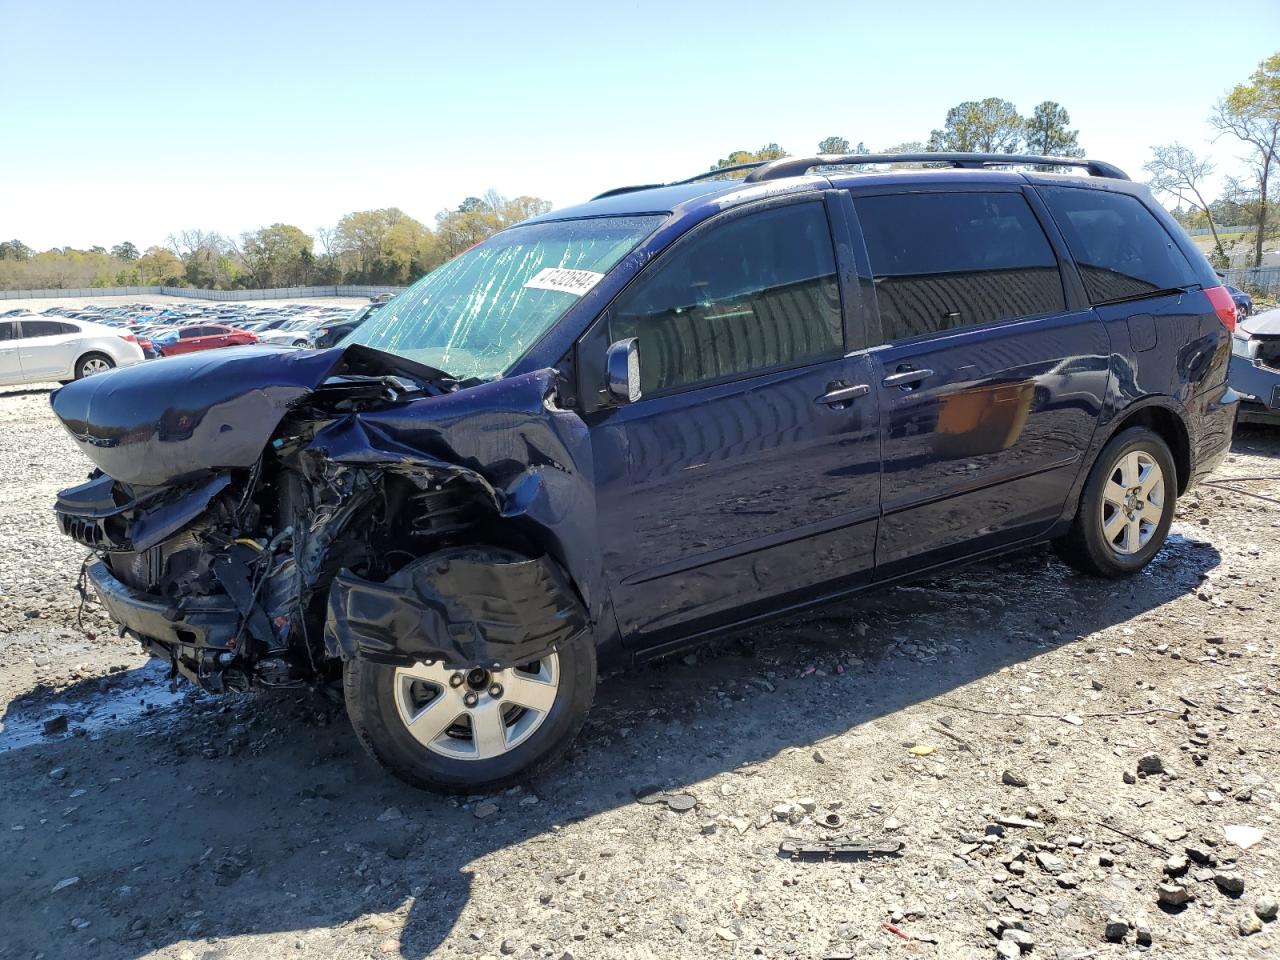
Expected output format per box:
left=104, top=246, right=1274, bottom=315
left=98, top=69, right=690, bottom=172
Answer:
left=523, top=267, right=605, bottom=296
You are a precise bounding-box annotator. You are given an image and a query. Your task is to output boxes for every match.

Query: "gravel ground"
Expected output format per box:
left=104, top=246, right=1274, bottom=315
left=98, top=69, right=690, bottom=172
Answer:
left=0, top=383, right=1277, bottom=960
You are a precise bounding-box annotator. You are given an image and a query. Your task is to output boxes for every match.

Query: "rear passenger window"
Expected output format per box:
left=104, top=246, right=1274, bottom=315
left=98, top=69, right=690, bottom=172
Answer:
left=0, top=322, right=16, bottom=341
left=854, top=192, right=1065, bottom=341
left=1038, top=187, right=1196, bottom=305
left=20, top=320, right=71, bottom=338
left=611, top=202, right=843, bottom=394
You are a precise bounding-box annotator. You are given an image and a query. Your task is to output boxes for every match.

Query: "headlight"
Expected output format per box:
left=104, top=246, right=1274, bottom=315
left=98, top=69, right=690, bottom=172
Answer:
left=1232, top=333, right=1259, bottom=360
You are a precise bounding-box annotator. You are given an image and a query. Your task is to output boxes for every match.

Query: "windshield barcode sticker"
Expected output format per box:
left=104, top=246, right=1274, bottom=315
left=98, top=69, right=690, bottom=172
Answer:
left=523, top=267, right=605, bottom=296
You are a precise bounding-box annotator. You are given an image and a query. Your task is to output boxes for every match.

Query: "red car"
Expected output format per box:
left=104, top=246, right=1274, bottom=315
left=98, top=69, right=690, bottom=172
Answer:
left=156, top=324, right=258, bottom=357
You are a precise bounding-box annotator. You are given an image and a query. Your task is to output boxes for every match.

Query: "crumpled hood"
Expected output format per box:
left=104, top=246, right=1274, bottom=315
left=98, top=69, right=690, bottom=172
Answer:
left=50, top=345, right=347, bottom=485
left=1239, top=306, right=1280, bottom=338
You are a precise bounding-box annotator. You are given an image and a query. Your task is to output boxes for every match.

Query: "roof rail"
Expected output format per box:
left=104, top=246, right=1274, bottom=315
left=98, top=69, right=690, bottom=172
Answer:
left=741, top=152, right=1130, bottom=182
left=591, top=183, right=666, bottom=200
left=673, top=161, right=772, bottom=184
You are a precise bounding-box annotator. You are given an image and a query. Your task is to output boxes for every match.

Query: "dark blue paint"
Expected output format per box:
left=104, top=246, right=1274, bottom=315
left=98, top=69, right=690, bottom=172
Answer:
left=51, top=166, right=1238, bottom=670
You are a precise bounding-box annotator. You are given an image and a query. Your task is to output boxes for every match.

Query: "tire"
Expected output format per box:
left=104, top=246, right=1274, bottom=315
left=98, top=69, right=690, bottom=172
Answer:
left=75, top=352, right=115, bottom=379
left=1054, top=425, right=1176, bottom=578
left=344, top=585, right=596, bottom=794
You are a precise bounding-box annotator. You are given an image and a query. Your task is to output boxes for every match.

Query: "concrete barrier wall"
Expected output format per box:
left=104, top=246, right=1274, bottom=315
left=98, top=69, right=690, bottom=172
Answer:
left=0, top=285, right=405, bottom=301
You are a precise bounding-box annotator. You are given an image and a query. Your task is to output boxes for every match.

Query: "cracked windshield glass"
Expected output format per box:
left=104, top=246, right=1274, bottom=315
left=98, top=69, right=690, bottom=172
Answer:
left=346, top=215, right=665, bottom=379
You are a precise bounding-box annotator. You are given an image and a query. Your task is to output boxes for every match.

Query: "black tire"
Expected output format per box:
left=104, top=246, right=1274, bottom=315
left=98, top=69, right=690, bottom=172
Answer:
left=75, top=352, right=115, bottom=379
left=1054, top=425, right=1177, bottom=578
left=343, top=581, right=595, bottom=794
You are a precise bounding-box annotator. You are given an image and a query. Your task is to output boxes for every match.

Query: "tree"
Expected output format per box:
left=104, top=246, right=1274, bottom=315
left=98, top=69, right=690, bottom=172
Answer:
left=818, top=136, right=850, bottom=154
left=1023, top=101, right=1083, bottom=159
left=0, top=239, right=32, bottom=261
left=711, top=144, right=788, bottom=177
left=240, top=223, right=314, bottom=287
left=334, top=208, right=433, bottom=283
left=457, top=197, right=487, bottom=213
left=111, top=241, right=139, bottom=262
left=928, top=98, right=1023, bottom=153
left=1145, top=143, right=1226, bottom=266
left=136, top=246, right=184, bottom=285
left=1212, top=52, right=1280, bottom=267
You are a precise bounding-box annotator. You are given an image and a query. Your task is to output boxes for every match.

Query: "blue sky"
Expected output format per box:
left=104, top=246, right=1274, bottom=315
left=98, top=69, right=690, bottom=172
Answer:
left=3, top=0, right=1278, bottom=250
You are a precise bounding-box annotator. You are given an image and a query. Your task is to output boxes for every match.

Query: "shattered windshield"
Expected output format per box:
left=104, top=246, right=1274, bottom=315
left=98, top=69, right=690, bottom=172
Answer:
left=345, top=215, right=665, bottom=380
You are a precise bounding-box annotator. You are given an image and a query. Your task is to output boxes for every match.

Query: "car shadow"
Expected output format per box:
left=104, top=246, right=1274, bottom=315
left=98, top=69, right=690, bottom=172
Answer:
left=0, top=535, right=1222, bottom=959
left=0, top=385, right=55, bottom=399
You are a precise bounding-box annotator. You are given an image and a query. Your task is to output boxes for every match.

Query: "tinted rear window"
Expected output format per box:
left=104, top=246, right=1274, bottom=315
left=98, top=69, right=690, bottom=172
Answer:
left=1038, top=186, right=1197, bottom=305
left=854, top=191, right=1065, bottom=340
left=20, top=320, right=73, bottom=337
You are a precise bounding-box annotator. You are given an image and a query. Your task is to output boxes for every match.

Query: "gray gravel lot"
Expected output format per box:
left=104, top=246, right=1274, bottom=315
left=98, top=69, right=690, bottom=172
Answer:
left=0, top=381, right=1277, bottom=960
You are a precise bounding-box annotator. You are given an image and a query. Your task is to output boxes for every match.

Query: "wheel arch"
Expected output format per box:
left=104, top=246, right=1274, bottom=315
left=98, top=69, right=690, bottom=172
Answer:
left=1103, top=399, right=1192, bottom=495
left=72, top=349, right=114, bottom=378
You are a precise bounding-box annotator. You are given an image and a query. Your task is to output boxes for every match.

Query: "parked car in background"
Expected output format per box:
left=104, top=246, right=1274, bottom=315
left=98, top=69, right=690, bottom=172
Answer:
left=0, top=316, right=144, bottom=386
left=257, top=317, right=325, bottom=347
left=51, top=152, right=1237, bottom=793
left=312, top=303, right=382, bottom=347
left=1226, top=284, right=1253, bottom=318
left=1229, top=305, right=1280, bottom=424
left=155, top=323, right=257, bottom=357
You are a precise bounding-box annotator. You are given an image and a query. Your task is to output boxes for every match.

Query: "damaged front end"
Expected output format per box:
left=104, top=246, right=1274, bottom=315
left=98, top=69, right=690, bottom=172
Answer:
left=51, top=344, right=597, bottom=694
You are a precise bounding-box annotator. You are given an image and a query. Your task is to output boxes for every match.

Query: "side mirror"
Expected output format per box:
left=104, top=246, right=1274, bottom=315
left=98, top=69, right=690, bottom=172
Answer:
left=605, top=337, right=641, bottom=403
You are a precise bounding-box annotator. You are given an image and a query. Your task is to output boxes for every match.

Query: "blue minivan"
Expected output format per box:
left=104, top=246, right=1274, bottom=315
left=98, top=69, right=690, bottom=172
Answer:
left=52, top=152, right=1237, bottom=791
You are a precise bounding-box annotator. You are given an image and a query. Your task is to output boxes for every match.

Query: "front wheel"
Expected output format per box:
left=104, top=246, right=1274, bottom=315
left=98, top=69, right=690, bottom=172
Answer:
left=1054, top=425, right=1176, bottom=577
left=344, top=628, right=595, bottom=793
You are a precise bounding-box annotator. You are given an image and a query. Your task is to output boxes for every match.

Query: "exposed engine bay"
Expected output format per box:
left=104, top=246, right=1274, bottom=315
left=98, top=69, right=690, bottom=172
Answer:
left=50, top=344, right=595, bottom=694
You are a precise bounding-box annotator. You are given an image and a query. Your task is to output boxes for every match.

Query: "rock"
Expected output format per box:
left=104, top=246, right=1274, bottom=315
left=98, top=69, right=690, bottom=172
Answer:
left=1256, top=895, right=1278, bottom=922
left=474, top=802, right=499, bottom=820
left=1091, top=678, right=1104, bottom=691
left=42, top=715, right=68, bottom=736
left=1185, top=845, right=1215, bottom=866
left=997, top=941, right=1021, bottom=960
left=995, top=815, right=1043, bottom=829
left=1137, top=754, right=1164, bottom=775
left=1157, top=883, right=1192, bottom=907
left=47, top=767, right=68, bottom=781
left=812, top=749, right=828, bottom=764
left=1000, top=928, right=1034, bottom=951
left=1223, top=824, right=1264, bottom=850
left=1134, top=916, right=1152, bottom=946
left=798, top=797, right=817, bottom=814
left=500, top=939, right=518, bottom=955
left=1056, top=872, right=1080, bottom=889
left=1239, top=914, right=1262, bottom=936
left=376, top=806, right=403, bottom=822
left=1104, top=916, right=1129, bottom=942
left=50, top=876, right=80, bottom=893
left=1122, top=771, right=1137, bottom=785
left=715, top=927, right=738, bottom=942
left=1035, top=852, right=1065, bottom=875
left=1163, top=854, right=1188, bottom=877
left=1214, top=871, right=1245, bottom=895
left=700, top=822, right=717, bottom=836
left=1002, top=769, right=1028, bottom=788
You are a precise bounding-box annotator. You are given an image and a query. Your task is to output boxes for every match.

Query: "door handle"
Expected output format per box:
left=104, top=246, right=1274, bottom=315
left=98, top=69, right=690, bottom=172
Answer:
left=814, top=382, right=870, bottom=406
left=882, top=368, right=934, bottom=389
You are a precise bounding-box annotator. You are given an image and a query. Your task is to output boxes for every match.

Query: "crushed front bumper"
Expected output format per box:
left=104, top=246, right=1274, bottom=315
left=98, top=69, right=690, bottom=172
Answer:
left=87, top=559, right=240, bottom=651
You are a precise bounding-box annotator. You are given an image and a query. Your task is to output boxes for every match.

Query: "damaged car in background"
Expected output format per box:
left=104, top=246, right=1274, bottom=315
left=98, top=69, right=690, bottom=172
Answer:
left=1229, top=306, right=1280, bottom=425
left=52, top=151, right=1237, bottom=792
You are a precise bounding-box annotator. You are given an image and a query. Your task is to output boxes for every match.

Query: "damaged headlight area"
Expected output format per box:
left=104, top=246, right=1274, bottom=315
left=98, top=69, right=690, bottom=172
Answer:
left=51, top=349, right=593, bottom=698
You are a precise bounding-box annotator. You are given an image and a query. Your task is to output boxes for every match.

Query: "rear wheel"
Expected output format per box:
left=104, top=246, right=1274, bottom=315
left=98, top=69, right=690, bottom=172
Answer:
left=75, top=353, right=114, bottom=379
left=1054, top=425, right=1176, bottom=577
left=344, top=622, right=595, bottom=793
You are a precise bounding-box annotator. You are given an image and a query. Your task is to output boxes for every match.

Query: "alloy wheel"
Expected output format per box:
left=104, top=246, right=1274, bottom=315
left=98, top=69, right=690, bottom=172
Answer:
left=81, top=357, right=111, bottom=376
left=392, top=655, right=560, bottom=760
left=1099, top=450, right=1165, bottom=556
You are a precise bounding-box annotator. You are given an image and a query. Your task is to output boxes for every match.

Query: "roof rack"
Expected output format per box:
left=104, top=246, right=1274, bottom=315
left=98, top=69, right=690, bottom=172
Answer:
left=741, top=152, right=1130, bottom=182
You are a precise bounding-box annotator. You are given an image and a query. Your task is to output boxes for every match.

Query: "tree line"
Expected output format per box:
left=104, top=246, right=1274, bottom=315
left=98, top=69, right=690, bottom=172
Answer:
left=3, top=56, right=1275, bottom=291
left=0, top=191, right=552, bottom=291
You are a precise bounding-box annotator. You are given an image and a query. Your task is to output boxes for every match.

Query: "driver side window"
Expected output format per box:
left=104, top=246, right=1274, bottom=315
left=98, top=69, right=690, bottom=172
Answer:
left=610, top=201, right=843, bottom=395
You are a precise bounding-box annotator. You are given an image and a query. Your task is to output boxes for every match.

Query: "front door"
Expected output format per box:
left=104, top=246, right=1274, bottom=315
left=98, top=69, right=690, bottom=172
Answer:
left=585, top=196, right=882, bottom=644
left=849, top=187, right=1110, bottom=577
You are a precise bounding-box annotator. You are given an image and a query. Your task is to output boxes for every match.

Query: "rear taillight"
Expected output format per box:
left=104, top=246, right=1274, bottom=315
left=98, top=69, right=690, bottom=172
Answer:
left=1204, top=285, right=1237, bottom=333
left=119, top=332, right=138, bottom=343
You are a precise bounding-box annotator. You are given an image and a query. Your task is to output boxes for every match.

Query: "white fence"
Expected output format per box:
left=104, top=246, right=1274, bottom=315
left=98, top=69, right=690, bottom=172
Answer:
left=0, top=284, right=405, bottom=301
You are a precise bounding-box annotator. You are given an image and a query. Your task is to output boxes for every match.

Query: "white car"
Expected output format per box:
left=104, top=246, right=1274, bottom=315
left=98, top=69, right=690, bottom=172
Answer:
left=0, top=315, right=145, bottom=386
left=256, top=317, right=326, bottom=347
